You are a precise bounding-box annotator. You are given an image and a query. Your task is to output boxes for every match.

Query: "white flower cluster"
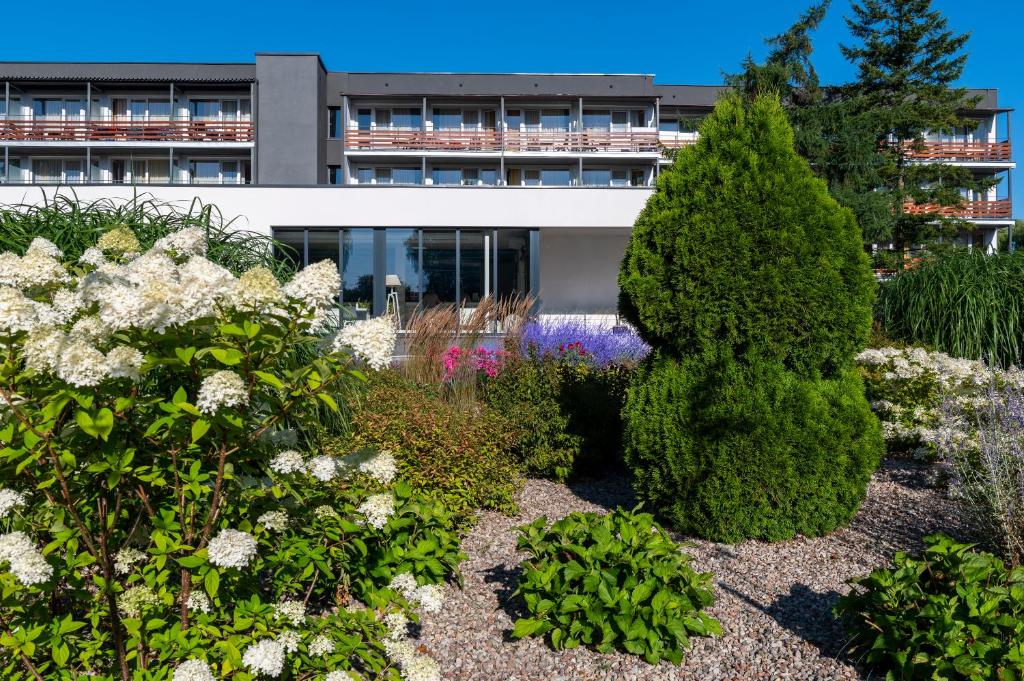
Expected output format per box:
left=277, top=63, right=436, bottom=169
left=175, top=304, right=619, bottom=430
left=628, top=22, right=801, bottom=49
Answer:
left=0, top=238, right=71, bottom=291
left=196, top=370, right=249, bottom=415
left=0, top=531, right=52, bottom=585
left=236, top=267, right=285, bottom=312
left=307, top=455, right=344, bottom=482
left=269, top=449, right=305, bottom=475
left=273, top=599, right=306, bottom=626
left=114, top=546, right=148, bottom=575
left=207, top=529, right=258, bottom=569
left=277, top=630, right=301, bottom=654
left=384, top=612, right=410, bottom=640
left=357, top=493, right=395, bottom=530
left=0, top=488, right=26, bottom=519
left=242, top=638, right=285, bottom=677
left=283, top=260, right=341, bottom=310
left=118, top=585, right=160, bottom=618
left=257, top=510, right=290, bottom=532
left=325, top=672, right=360, bottom=681
left=332, top=315, right=397, bottom=371
left=383, top=639, right=441, bottom=681
left=313, top=505, right=339, bottom=520
left=308, top=634, right=335, bottom=657
left=152, top=227, right=207, bottom=258
left=349, top=449, right=398, bottom=485
left=172, top=659, right=216, bottom=681
left=389, top=572, right=445, bottom=614
left=186, top=590, right=212, bottom=614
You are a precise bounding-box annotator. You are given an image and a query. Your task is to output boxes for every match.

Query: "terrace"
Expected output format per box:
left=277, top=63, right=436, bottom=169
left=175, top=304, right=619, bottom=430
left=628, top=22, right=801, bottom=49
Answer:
left=0, top=117, right=254, bottom=143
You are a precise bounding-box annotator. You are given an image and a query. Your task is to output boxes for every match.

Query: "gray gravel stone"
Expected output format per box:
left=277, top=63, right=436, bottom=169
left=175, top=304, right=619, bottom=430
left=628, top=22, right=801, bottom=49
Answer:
left=415, top=460, right=971, bottom=680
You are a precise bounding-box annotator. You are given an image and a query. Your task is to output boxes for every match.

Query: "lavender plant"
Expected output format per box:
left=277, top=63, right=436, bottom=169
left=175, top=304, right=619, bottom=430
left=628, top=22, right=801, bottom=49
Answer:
left=0, top=230, right=449, bottom=680
left=519, top=318, right=650, bottom=368
left=941, top=385, right=1024, bottom=566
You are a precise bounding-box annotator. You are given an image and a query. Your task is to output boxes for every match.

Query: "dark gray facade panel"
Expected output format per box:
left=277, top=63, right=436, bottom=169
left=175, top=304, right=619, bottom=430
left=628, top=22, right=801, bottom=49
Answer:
left=329, top=72, right=661, bottom=98
left=0, top=62, right=255, bottom=82
left=255, top=54, right=325, bottom=185
left=653, top=85, right=727, bottom=107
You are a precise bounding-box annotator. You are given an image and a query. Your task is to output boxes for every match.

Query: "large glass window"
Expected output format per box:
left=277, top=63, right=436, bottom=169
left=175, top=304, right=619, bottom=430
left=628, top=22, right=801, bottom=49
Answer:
left=392, top=108, right=422, bottom=129
left=496, top=229, right=531, bottom=301
left=433, top=109, right=462, bottom=130
left=190, top=100, right=219, bottom=120
left=189, top=160, right=220, bottom=184
left=541, top=109, right=569, bottom=130
left=386, top=229, right=422, bottom=322
left=392, top=167, right=422, bottom=185
left=432, top=168, right=462, bottom=186
left=582, top=169, right=611, bottom=186
left=328, top=165, right=342, bottom=185
left=583, top=110, right=611, bottom=130
left=459, top=231, right=486, bottom=306
left=357, top=109, right=371, bottom=130
left=33, top=99, right=63, bottom=119
left=32, top=159, right=61, bottom=182
left=540, top=169, right=572, bottom=186
left=342, top=229, right=375, bottom=320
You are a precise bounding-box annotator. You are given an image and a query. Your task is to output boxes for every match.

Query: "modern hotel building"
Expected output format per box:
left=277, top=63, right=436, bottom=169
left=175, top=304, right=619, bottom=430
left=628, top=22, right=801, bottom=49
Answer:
left=0, top=53, right=1015, bottom=322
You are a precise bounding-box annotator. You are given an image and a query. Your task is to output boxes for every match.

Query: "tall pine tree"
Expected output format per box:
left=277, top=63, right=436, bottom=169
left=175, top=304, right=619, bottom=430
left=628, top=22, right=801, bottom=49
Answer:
left=841, top=0, right=994, bottom=251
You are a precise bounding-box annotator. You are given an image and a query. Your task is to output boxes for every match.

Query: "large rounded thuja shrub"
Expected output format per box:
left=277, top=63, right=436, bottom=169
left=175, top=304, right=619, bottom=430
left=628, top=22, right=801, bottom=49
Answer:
left=620, top=94, right=882, bottom=541
left=624, top=353, right=881, bottom=542
left=0, top=231, right=450, bottom=680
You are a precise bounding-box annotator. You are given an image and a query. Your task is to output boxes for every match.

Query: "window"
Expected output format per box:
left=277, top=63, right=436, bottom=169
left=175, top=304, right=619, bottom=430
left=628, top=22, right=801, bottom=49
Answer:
left=356, top=167, right=373, bottom=184
left=541, top=109, right=568, bottom=131
left=434, top=109, right=462, bottom=130
left=31, top=159, right=62, bottom=183
left=33, top=99, right=63, bottom=119
left=357, top=109, right=372, bottom=130
left=540, top=169, right=571, bottom=186
left=392, top=108, right=422, bottom=129
left=149, top=100, right=171, bottom=119
left=328, top=107, right=341, bottom=138
left=523, top=169, right=541, bottom=186
left=480, top=169, right=497, bottom=186
left=630, top=169, right=646, bottom=187
left=221, top=161, right=240, bottom=184
left=583, top=110, right=611, bottom=130
left=432, top=168, right=462, bottom=186
left=328, top=165, right=342, bottom=185
left=582, top=169, right=611, bottom=186
left=392, top=167, right=422, bottom=185
left=190, top=100, right=219, bottom=120
left=374, top=110, right=391, bottom=128
left=190, top=160, right=221, bottom=184
left=506, top=109, right=522, bottom=130
left=462, top=168, right=479, bottom=186
left=611, top=169, right=629, bottom=187
left=375, top=168, right=393, bottom=185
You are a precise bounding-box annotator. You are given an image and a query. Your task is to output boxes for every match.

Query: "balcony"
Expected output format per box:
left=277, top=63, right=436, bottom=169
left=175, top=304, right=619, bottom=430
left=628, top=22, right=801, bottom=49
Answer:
left=658, top=134, right=698, bottom=150
left=344, top=128, right=659, bottom=154
left=906, top=140, right=1012, bottom=162
left=0, top=118, right=254, bottom=143
left=904, top=199, right=1012, bottom=220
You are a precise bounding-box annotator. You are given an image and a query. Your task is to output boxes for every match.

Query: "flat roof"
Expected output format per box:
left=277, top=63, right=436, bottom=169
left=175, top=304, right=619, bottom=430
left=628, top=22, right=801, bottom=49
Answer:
left=0, top=62, right=256, bottom=82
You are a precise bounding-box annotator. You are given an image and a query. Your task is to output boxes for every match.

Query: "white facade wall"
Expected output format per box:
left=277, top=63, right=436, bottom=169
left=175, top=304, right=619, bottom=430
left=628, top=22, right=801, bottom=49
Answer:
left=0, top=185, right=650, bottom=312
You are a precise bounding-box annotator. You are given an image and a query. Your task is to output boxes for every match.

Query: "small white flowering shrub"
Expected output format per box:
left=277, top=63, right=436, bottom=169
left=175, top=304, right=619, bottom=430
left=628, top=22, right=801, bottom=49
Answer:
left=856, top=346, right=1024, bottom=459
left=0, top=232, right=450, bottom=680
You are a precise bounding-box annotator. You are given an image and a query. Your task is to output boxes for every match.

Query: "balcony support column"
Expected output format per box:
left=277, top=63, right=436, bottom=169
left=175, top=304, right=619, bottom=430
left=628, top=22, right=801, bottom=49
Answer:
left=499, top=96, right=505, bottom=185
left=421, top=156, right=426, bottom=185
left=86, top=147, right=91, bottom=184
left=169, top=147, right=174, bottom=185
left=3, top=146, right=8, bottom=184
left=341, top=95, right=350, bottom=184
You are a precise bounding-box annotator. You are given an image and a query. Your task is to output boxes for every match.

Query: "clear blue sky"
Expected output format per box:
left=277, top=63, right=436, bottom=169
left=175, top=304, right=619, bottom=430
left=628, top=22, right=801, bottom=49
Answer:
left=2, top=0, right=1020, bottom=216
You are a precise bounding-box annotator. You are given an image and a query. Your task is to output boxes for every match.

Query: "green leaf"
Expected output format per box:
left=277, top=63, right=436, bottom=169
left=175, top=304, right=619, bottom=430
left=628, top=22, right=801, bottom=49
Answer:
left=204, top=569, right=220, bottom=597
left=191, top=419, right=211, bottom=444
left=254, top=371, right=284, bottom=389
left=210, top=348, right=244, bottom=366
left=174, top=347, right=197, bottom=365
left=511, top=618, right=544, bottom=639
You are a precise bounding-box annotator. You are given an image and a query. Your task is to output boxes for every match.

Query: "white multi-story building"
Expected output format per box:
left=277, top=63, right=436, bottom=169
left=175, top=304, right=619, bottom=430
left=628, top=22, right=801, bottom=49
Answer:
left=0, top=53, right=1014, bottom=321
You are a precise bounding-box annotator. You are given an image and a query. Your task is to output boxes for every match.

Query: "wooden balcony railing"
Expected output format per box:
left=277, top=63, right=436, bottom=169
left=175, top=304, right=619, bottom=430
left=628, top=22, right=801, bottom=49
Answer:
left=906, top=140, right=1012, bottom=162
left=0, top=118, right=254, bottom=143
left=344, top=129, right=502, bottom=151
left=904, top=199, right=1012, bottom=219
left=344, top=128, right=660, bottom=153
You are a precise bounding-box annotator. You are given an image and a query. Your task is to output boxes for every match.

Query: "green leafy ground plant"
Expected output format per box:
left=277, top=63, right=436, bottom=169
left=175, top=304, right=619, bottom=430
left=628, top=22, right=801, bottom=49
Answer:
left=836, top=533, right=1024, bottom=680
left=511, top=508, right=720, bottom=664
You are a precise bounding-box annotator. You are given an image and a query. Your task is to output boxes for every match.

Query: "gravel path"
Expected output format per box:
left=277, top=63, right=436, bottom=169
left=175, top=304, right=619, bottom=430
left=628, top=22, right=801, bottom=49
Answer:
left=416, top=460, right=974, bottom=680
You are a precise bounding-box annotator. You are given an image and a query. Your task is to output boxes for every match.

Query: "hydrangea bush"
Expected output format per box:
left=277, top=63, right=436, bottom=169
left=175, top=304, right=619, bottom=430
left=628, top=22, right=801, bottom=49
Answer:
left=856, top=346, right=1024, bottom=459
left=0, top=231, right=449, bottom=680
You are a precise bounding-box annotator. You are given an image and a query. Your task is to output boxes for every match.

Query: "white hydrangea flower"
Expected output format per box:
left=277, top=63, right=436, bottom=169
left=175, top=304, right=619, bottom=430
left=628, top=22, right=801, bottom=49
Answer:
left=70, top=315, right=111, bottom=344
left=26, top=237, right=63, bottom=259
left=384, top=640, right=441, bottom=681
left=186, top=590, right=211, bottom=614
left=307, top=455, right=343, bottom=482
left=269, top=450, right=305, bottom=475
left=94, top=282, right=142, bottom=332
left=277, top=630, right=301, bottom=654
left=176, top=256, right=237, bottom=322
left=242, top=639, right=286, bottom=678
left=236, top=267, right=285, bottom=311
left=196, top=371, right=249, bottom=415
left=123, top=251, right=178, bottom=287
left=344, top=450, right=398, bottom=485
left=308, top=635, right=335, bottom=657
left=257, top=510, right=290, bottom=533
left=313, top=505, right=339, bottom=520
left=0, top=286, right=45, bottom=334
left=389, top=573, right=418, bottom=599
left=114, top=547, right=147, bottom=575
left=325, top=672, right=360, bottom=681
left=412, top=584, right=445, bottom=614
left=55, top=340, right=109, bottom=387
left=79, top=247, right=107, bottom=268
left=117, top=585, right=160, bottom=618
left=357, top=493, right=395, bottom=530
left=383, top=612, right=410, bottom=640
left=18, top=249, right=71, bottom=289
left=206, top=529, right=258, bottom=569
left=23, top=327, right=66, bottom=373
left=332, top=316, right=397, bottom=371
left=0, top=532, right=51, bottom=586
left=152, top=227, right=207, bottom=258
left=172, top=659, right=216, bottom=681
left=273, top=599, right=306, bottom=626
left=50, top=288, right=81, bottom=323
left=96, top=228, right=141, bottom=255
left=282, top=260, right=340, bottom=309
left=106, top=346, right=144, bottom=381
left=327, top=667, right=364, bottom=679
left=0, top=489, right=26, bottom=519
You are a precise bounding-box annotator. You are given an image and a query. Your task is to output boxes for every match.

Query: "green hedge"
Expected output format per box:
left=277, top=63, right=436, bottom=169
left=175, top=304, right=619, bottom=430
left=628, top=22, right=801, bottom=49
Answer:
left=624, top=352, right=883, bottom=542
